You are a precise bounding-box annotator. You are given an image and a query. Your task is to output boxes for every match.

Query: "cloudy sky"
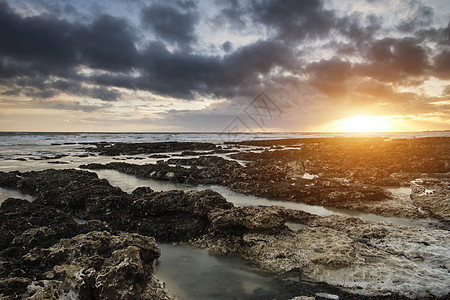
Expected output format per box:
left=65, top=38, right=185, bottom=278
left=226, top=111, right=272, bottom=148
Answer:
left=0, top=0, right=449, bottom=132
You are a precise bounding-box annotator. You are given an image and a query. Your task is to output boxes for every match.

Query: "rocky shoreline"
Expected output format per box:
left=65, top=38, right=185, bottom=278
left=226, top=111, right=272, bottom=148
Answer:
left=80, top=137, right=449, bottom=221
left=0, top=137, right=449, bottom=299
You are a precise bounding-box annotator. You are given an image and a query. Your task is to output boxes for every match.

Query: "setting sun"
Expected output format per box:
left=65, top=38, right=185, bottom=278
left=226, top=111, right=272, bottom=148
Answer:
left=334, top=116, right=392, bottom=132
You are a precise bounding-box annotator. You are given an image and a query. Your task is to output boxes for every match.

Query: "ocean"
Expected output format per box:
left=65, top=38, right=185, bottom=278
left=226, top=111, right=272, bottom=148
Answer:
left=1, top=131, right=449, bottom=146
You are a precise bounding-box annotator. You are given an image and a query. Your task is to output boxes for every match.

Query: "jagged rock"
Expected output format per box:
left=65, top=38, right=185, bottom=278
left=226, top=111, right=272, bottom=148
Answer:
left=410, top=179, right=450, bottom=221
left=0, top=198, right=80, bottom=252
left=129, top=189, right=233, bottom=241
left=208, top=206, right=288, bottom=234
left=192, top=213, right=450, bottom=299
left=80, top=158, right=398, bottom=217
left=0, top=277, right=31, bottom=299
left=0, top=170, right=234, bottom=242
left=25, top=231, right=172, bottom=299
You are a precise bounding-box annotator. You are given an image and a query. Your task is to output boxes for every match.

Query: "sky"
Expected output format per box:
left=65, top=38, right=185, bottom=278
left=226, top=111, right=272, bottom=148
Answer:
left=0, top=0, right=449, bottom=132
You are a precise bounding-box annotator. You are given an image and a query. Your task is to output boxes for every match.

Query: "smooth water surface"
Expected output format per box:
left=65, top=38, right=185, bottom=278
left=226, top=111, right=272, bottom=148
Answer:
left=155, top=243, right=340, bottom=300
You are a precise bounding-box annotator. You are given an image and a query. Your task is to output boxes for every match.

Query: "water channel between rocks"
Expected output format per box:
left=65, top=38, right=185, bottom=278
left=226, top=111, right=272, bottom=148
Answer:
left=92, top=168, right=436, bottom=227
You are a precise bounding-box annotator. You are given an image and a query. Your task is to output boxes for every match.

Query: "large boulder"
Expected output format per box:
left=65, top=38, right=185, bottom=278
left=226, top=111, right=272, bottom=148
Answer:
left=129, top=188, right=233, bottom=241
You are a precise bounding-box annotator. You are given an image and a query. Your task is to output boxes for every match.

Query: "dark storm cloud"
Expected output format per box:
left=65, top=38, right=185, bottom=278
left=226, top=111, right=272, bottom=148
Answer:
left=336, top=14, right=381, bottom=44
left=222, top=41, right=233, bottom=53
left=8, top=76, right=120, bottom=101
left=356, top=37, right=429, bottom=83
left=89, top=39, right=297, bottom=99
left=74, top=14, right=139, bottom=72
left=0, top=1, right=77, bottom=68
left=0, top=1, right=138, bottom=100
left=397, top=4, right=434, bottom=33
left=432, top=50, right=450, bottom=80
left=306, top=57, right=353, bottom=97
left=213, top=0, right=248, bottom=30
left=141, top=2, right=198, bottom=49
left=0, top=1, right=139, bottom=74
left=24, top=88, right=55, bottom=99
left=249, top=0, right=336, bottom=42
left=0, top=0, right=139, bottom=72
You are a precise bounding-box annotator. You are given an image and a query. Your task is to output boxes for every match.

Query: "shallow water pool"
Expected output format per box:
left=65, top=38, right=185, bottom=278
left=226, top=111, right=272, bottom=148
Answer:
left=155, top=243, right=343, bottom=300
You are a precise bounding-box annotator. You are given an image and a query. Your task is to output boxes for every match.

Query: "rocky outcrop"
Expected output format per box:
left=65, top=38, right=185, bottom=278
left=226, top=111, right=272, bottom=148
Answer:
left=82, top=155, right=244, bottom=185
left=129, top=187, right=233, bottom=241
left=0, top=169, right=233, bottom=242
left=0, top=198, right=83, bottom=256
left=89, top=141, right=218, bottom=156
left=25, top=231, right=172, bottom=300
left=191, top=207, right=450, bottom=299
left=410, top=178, right=450, bottom=222
left=231, top=137, right=450, bottom=186
left=0, top=198, right=171, bottom=299
left=81, top=158, right=402, bottom=217
left=0, top=198, right=98, bottom=296
left=81, top=137, right=450, bottom=218
left=208, top=206, right=288, bottom=234
left=0, top=197, right=172, bottom=299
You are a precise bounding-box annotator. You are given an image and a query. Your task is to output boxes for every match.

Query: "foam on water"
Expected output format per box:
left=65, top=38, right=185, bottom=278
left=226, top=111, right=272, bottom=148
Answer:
left=0, top=187, right=35, bottom=203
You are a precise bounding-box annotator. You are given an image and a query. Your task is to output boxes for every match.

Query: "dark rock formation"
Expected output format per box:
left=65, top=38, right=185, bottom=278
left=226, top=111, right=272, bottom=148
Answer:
left=208, top=206, right=288, bottom=234
left=89, top=141, right=218, bottom=156
left=80, top=137, right=450, bottom=218
left=0, top=198, right=110, bottom=299
left=80, top=157, right=393, bottom=215
left=129, top=187, right=233, bottom=241
left=20, top=231, right=171, bottom=299
left=0, top=169, right=233, bottom=242
left=230, top=137, right=450, bottom=186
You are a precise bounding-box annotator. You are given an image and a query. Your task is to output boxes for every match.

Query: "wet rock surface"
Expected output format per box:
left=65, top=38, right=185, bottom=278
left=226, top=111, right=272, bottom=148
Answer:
left=81, top=157, right=401, bottom=217
left=0, top=198, right=172, bottom=299
left=208, top=205, right=288, bottom=234
left=0, top=169, right=232, bottom=242
left=80, top=137, right=449, bottom=219
left=410, top=178, right=450, bottom=222
left=191, top=207, right=450, bottom=299
left=231, top=137, right=449, bottom=186
left=28, top=232, right=170, bottom=299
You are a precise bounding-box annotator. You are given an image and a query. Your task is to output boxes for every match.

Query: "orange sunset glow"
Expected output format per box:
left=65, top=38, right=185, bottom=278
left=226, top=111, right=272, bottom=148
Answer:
left=333, top=116, right=393, bottom=132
